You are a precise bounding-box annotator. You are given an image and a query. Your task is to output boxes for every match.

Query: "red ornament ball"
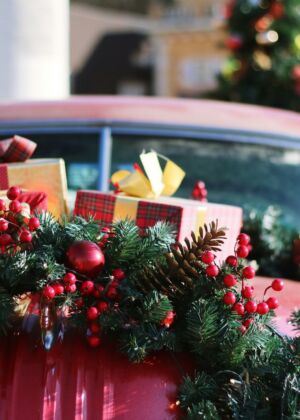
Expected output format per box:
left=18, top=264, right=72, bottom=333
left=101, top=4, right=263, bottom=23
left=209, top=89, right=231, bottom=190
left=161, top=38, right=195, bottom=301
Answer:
left=223, top=291, right=236, bottom=305
left=237, top=233, right=250, bottom=246
left=201, top=250, right=215, bottom=264
left=43, top=285, right=56, bottom=300
left=223, top=274, right=237, bottom=287
left=87, top=306, right=99, bottom=320
left=67, top=240, right=105, bottom=276
left=206, top=264, right=219, bottom=277
left=271, top=278, right=284, bottom=291
left=242, top=266, right=255, bottom=279
left=226, top=255, right=238, bottom=267
left=245, top=300, right=257, bottom=313
left=28, top=217, right=40, bottom=231
left=87, top=335, right=101, bottom=348
left=112, top=268, right=126, bottom=281
left=233, top=302, right=245, bottom=315
left=97, top=301, right=109, bottom=313
left=242, top=285, right=254, bottom=299
left=237, top=245, right=249, bottom=259
left=257, top=302, right=269, bottom=315
left=81, top=280, right=94, bottom=295
left=9, top=200, right=22, bottom=214
left=266, top=297, right=279, bottom=310
left=19, top=229, right=32, bottom=243
left=63, top=272, right=77, bottom=285
left=0, top=218, right=9, bottom=232
left=7, top=186, right=21, bottom=201
left=0, top=199, right=6, bottom=211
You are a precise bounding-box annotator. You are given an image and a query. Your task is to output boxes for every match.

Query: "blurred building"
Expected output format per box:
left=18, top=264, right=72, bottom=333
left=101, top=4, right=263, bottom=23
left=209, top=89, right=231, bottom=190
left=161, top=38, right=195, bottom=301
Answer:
left=71, top=0, right=227, bottom=97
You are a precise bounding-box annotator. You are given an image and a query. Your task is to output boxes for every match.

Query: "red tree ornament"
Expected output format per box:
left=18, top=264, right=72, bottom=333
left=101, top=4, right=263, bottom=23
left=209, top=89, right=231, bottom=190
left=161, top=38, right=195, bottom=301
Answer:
left=67, top=240, right=105, bottom=276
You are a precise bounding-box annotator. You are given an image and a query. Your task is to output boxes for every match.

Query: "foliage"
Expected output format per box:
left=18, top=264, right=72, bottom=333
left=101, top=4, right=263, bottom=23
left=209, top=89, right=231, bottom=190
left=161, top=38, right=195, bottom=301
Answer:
left=215, top=0, right=300, bottom=111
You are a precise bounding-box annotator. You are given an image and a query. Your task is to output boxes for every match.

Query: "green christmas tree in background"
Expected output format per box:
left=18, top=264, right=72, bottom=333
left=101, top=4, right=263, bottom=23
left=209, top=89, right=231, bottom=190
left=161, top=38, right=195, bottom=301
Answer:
left=216, top=0, right=300, bottom=111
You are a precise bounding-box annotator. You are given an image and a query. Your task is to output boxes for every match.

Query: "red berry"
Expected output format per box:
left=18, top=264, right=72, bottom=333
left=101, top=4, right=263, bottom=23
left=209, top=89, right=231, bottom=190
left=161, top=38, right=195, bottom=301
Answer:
left=52, top=283, right=64, bottom=295
left=7, top=186, right=21, bottom=201
left=271, top=279, right=284, bottom=291
left=19, top=229, right=32, bottom=243
left=161, top=311, right=175, bottom=327
left=81, top=280, right=94, bottom=295
left=87, top=335, right=101, bottom=347
left=242, top=285, right=254, bottom=299
left=75, top=297, right=84, bottom=307
left=242, top=266, right=256, bottom=279
left=87, top=306, right=99, bottom=320
left=223, top=274, right=237, bottom=287
left=28, top=217, right=40, bottom=231
left=0, top=199, right=6, bottom=211
left=93, top=284, right=105, bottom=298
left=237, top=233, right=250, bottom=246
left=107, top=286, right=118, bottom=300
left=206, top=264, right=219, bottom=277
left=223, top=291, right=236, bottom=305
left=266, top=297, right=279, bottom=310
left=243, top=318, right=254, bottom=329
left=226, top=255, right=238, bottom=267
left=257, top=302, right=269, bottom=315
left=89, top=322, right=101, bottom=334
left=0, top=218, right=8, bottom=232
left=237, top=245, right=249, bottom=258
left=0, top=233, right=12, bottom=246
left=65, top=283, right=77, bottom=293
left=233, top=302, right=245, bottom=315
left=201, top=251, right=215, bottom=264
left=97, top=301, right=109, bottom=313
left=102, top=227, right=111, bottom=234
left=43, top=285, right=55, bottom=300
left=239, top=325, right=247, bottom=335
left=245, top=300, right=257, bottom=313
left=9, top=200, right=22, bottom=213
left=63, top=272, right=77, bottom=285
left=112, top=268, right=126, bottom=281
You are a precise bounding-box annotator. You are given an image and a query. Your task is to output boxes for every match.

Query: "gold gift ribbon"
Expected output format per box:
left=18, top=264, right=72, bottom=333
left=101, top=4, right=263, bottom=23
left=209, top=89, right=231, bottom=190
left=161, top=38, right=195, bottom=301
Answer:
left=111, top=151, right=185, bottom=199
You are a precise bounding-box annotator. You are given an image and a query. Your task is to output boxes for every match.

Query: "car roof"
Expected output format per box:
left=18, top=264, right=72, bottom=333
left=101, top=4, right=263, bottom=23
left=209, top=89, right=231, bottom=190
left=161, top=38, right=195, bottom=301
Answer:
left=0, top=95, right=300, bottom=139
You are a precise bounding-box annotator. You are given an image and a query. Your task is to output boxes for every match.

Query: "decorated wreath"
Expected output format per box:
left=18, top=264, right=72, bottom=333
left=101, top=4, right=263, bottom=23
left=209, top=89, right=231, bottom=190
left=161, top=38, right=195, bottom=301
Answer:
left=0, top=187, right=299, bottom=419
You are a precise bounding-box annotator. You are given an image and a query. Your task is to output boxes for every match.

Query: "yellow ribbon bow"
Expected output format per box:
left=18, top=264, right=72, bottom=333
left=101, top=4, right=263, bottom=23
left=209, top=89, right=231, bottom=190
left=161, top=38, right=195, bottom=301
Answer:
left=111, top=151, right=186, bottom=199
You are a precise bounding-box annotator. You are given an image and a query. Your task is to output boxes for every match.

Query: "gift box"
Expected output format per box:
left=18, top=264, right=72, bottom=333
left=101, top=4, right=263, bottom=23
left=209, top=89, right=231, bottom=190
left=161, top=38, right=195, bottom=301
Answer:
left=0, top=159, right=68, bottom=219
left=74, top=191, right=207, bottom=242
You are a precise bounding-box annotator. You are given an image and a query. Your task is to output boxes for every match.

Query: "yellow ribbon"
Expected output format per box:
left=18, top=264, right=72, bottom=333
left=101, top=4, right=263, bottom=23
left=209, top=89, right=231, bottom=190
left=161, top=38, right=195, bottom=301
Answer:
left=111, top=151, right=185, bottom=199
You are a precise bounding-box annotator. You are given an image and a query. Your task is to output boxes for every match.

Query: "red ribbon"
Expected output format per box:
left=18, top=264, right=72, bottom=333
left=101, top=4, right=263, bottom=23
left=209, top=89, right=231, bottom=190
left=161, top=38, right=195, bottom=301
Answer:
left=0, top=135, right=37, bottom=163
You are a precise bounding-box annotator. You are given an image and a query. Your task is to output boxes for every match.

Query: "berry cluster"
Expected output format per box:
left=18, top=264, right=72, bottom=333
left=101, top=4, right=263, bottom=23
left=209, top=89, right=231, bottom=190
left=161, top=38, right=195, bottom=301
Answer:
left=191, top=181, right=208, bottom=202
left=0, top=186, right=40, bottom=254
left=221, top=233, right=284, bottom=333
left=201, top=250, right=220, bottom=277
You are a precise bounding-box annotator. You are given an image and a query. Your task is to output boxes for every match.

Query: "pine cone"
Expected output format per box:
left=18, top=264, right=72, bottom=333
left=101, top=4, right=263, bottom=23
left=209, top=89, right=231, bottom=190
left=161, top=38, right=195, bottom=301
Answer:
left=135, top=221, right=226, bottom=297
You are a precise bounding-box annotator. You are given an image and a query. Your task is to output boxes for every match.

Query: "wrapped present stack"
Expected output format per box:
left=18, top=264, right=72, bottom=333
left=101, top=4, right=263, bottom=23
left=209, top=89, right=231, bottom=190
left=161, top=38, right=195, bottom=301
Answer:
left=0, top=135, right=69, bottom=218
left=74, top=151, right=243, bottom=260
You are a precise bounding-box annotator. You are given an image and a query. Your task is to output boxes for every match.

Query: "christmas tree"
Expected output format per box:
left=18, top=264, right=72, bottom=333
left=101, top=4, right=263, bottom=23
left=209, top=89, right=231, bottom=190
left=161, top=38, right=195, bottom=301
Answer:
left=216, top=0, right=300, bottom=111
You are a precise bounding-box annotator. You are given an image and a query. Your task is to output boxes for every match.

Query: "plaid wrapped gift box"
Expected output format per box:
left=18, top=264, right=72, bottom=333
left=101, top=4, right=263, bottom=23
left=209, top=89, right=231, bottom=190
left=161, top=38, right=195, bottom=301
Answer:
left=74, top=191, right=207, bottom=242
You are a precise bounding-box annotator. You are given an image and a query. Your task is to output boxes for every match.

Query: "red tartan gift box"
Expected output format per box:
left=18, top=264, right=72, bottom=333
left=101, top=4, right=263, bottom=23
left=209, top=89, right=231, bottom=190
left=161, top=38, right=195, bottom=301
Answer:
left=74, top=191, right=206, bottom=242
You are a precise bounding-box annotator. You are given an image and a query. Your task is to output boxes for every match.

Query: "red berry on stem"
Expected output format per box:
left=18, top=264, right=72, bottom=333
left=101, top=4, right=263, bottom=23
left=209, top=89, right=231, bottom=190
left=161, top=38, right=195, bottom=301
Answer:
left=237, top=245, right=249, bottom=258
left=102, top=226, right=111, bottom=234
left=223, top=274, right=237, bottom=287
left=97, top=301, right=109, bottom=313
left=53, top=283, right=64, bottom=295
left=93, top=284, right=105, bottom=298
left=242, top=285, right=254, bottom=299
left=206, top=264, right=219, bottom=277
left=43, top=286, right=56, bottom=300
left=0, top=218, right=9, bottom=232
left=0, top=199, right=6, bottom=211
left=257, top=302, right=269, bottom=315
left=0, top=233, right=12, bottom=246
left=112, top=268, right=126, bottom=281
left=223, top=292, right=236, bottom=305
left=237, top=233, right=250, bottom=246
left=239, top=325, right=247, bottom=335
left=226, top=255, right=238, bottom=267
left=28, top=217, right=40, bottom=231
left=242, top=266, right=255, bottom=279
left=19, top=229, right=32, bottom=243
left=87, top=335, right=101, bottom=347
left=233, top=302, right=245, bottom=315
left=65, top=283, right=76, bottom=293
left=107, top=286, right=118, bottom=300
left=63, top=272, right=77, bottom=285
left=89, top=322, right=101, bottom=334
left=7, top=186, right=21, bottom=201
left=201, top=251, right=215, bottom=264
left=243, top=318, right=254, bottom=329
left=266, top=297, right=279, bottom=310
left=245, top=300, right=257, bottom=313
left=271, top=279, right=284, bottom=291
left=81, top=280, right=94, bottom=295
left=9, top=200, right=22, bottom=213
left=75, top=297, right=84, bottom=307
left=87, top=307, right=99, bottom=320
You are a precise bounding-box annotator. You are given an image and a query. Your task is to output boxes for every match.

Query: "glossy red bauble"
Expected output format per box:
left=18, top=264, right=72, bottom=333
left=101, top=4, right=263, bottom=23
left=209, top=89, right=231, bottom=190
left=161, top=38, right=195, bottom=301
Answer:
left=0, top=218, right=9, bottom=232
left=237, top=233, right=250, bottom=246
left=242, top=266, right=255, bottom=279
left=223, top=291, right=236, bottom=305
left=245, top=300, right=257, bottom=313
left=266, top=297, right=279, bottom=310
left=43, top=286, right=56, bottom=300
left=233, top=302, right=245, bottom=315
left=226, top=255, right=238, bottom=267
left=271, top=279, right=284, bottom=291
left=223, top=274, right=237, bottom=287
left=28, top=217, right=40, bottom=231
left=206, top=264, right=219, bottom=277
left=67, top=240, right=105, bottom=276
left=242, top=285, right=254, bottom=299
left=201, top=250, right=215, bottom=264
left=237, top=245, right=249, bottom=258
left=257, top=302, right=269, bottom=315
left=7, top=186, right=21, bottom=201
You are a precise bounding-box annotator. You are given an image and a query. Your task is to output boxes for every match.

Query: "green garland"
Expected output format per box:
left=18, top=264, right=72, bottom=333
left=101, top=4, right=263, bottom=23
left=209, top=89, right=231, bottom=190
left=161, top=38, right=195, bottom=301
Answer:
left=0, top=214, right=299, bottom=419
